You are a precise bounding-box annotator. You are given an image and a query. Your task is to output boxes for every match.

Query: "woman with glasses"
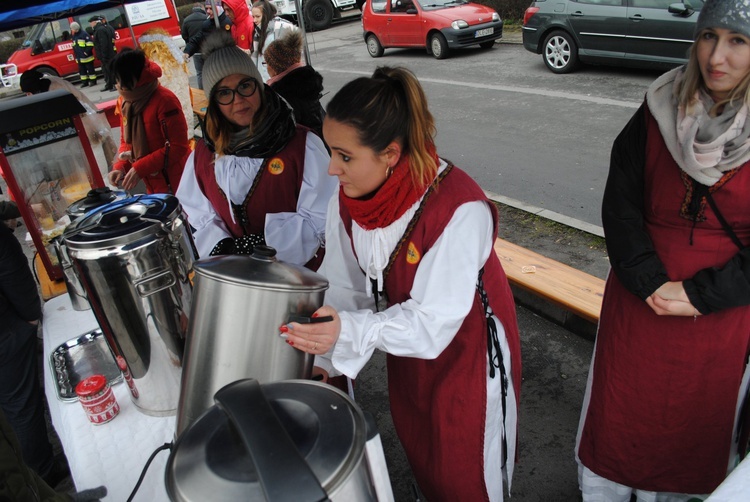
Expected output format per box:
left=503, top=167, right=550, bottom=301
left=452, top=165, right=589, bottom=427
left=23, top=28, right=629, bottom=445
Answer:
left=176, top=31, right=335, bottom=267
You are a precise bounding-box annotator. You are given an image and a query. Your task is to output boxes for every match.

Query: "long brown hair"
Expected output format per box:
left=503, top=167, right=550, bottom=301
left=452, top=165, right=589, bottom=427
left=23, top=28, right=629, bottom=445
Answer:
left=326, top=66, right=438, bottom=189
left=252, top=0, right=277, bottom=56
left=678, top=29, right=750, bottom=115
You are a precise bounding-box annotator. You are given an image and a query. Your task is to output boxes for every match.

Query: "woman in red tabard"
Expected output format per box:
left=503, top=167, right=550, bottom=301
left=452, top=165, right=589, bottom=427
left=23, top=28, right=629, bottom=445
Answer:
left=576, top=1, right=750, bottom=499
left=281, top=66, right=522, bottom=501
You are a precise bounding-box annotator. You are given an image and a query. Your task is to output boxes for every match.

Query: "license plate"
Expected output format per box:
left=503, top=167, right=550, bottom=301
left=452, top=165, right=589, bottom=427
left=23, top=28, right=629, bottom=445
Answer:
left=475, top=27, right=494, bottom=38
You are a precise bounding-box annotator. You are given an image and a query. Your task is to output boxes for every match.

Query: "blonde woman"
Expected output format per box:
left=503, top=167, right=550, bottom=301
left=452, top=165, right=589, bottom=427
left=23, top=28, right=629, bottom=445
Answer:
left=577, top=0, right=750, bottom=499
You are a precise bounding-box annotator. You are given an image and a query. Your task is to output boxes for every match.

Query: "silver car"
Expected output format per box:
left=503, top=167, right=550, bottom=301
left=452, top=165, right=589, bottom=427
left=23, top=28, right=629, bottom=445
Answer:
left=522, top=0, right=704, bottom=74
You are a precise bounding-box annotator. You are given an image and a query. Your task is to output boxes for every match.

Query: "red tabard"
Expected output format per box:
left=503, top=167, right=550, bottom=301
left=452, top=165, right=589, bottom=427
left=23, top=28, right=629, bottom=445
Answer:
left=578, top=105, right=750, bottom=493
left=340, top=166, right=521, bottom=501
left=193, top=126, right=323, bottom=269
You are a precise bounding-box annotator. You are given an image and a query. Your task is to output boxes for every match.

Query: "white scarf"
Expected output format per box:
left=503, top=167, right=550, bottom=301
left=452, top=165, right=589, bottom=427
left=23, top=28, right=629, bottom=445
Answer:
left=646, top=67, right=750, bottom=186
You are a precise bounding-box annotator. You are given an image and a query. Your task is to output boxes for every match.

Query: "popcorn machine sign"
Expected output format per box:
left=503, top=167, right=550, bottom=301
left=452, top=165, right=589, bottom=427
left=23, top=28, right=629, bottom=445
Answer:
left=0, top=117, right=77, bottom=155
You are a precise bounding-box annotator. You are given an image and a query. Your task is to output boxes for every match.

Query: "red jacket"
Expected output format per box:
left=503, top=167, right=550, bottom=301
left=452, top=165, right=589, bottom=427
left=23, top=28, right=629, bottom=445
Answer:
left=223, top=0, right=254, bottom=50
left=112, top=60, right=190, bottom=194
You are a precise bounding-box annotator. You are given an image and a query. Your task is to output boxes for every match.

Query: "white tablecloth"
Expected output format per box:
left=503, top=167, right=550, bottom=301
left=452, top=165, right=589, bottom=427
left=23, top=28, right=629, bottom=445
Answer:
left=43, top=294, right=174, bottom=501
left=705, top=455, right=750, bottom=501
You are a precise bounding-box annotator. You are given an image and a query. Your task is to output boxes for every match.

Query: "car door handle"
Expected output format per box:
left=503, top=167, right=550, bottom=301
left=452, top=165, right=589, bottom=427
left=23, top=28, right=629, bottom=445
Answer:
left=570, top=11, right=583, bottom=16
left=628, top=14, right=645, bottom=20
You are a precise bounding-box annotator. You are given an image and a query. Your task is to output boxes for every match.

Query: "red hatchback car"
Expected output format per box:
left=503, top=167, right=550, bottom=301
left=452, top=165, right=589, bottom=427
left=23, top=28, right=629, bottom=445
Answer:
left=362, top=0, right=503, bottom=59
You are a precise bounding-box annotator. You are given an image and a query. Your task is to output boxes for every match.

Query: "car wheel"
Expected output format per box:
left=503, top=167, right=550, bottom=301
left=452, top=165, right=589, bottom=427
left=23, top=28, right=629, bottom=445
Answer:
left=543, top=30, right=578, bottom=74
left=430, top=33, right=449, bottom=60
left=33, top=65, right=59, bottom=77
left=303, top=0, right=334, bottom=31
left=479, top=40, right=495, bottom=49
left=366, top=34, right=384, bottom=58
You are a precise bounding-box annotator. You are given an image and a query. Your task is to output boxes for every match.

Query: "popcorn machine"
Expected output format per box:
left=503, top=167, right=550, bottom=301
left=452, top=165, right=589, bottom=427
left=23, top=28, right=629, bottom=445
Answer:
left=0, top=89, right=105, bottom=281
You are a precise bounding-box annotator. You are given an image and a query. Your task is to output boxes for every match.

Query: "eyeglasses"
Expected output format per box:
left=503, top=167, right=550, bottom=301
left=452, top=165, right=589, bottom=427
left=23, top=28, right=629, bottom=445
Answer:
left=214, top=78, right=258, bottom=105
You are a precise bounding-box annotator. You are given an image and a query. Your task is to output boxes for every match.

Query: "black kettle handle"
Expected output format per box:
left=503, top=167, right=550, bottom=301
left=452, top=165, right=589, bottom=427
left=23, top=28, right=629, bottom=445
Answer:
left=214, top=379, right=330, bottom=502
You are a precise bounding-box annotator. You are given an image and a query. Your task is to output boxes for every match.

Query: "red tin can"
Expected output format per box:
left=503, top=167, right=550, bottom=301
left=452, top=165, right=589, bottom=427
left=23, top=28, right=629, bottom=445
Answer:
left=75, top=375, right=119, bottom=425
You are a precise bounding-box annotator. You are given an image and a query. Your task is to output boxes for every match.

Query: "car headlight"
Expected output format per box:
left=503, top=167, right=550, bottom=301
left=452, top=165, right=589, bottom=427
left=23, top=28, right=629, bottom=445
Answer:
left=451, top=20, right=469, bottom=30
left=492, top=12, right=499, bottom=22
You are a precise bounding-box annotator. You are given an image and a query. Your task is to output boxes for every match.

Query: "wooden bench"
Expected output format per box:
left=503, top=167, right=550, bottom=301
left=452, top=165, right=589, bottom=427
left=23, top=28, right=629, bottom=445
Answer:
left=190, top=87, right=208, bottom=122
left=494, top=238, right=604, bottom=331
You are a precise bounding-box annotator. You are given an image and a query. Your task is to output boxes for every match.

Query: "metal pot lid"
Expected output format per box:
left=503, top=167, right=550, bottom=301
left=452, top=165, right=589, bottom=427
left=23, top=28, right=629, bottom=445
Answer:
left=167, top=379, right=368, bottom=501
left=66, top=187, right=128, bottom=218
left=194, top=246, right=328, bottom=292
left=63, top=194, right=181, bottom=249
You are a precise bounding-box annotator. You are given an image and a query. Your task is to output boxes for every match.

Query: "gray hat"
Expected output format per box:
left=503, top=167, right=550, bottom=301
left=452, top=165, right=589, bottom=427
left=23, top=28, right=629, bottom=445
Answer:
left=695, top=0, right=750, bottom=40
left=201, top=30, right=263, bottom=99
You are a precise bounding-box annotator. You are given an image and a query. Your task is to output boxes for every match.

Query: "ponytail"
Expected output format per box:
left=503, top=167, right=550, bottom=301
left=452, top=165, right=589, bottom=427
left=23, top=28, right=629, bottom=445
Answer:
left=327, top=66, right=438, bottom=189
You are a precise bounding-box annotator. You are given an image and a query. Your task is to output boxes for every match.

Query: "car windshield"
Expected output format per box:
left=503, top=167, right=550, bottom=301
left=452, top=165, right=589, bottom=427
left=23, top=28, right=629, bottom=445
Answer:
left=418, top=0, right=468, bottom=10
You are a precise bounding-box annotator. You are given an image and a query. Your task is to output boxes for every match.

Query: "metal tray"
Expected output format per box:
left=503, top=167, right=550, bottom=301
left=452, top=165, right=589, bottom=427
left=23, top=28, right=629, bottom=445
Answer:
left=49, top=329, right=122, bottom=402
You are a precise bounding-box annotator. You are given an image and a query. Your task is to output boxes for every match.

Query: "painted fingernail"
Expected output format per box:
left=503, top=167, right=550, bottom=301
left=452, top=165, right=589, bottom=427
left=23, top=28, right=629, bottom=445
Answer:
left=279, top=333, right=288, bottom=340
left=279, top=325, right=288, bottom=333
left=311, top=312, right=319, bottom=318
left=287, top=340, right=294, bottom=346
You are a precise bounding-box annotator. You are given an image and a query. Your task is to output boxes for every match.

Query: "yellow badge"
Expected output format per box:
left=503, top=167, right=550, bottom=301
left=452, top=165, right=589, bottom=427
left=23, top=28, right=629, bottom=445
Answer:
left=241, top=35, right=246, bottom=40
left=406, top=242, right=421, bottom=265
left=268, top=158, right=285, bottom=175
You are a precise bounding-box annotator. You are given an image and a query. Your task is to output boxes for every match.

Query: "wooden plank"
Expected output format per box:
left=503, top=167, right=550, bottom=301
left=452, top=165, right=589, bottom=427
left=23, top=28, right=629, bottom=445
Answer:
left=494, top=238, right=604, bottom=324
left=190, top=87, right=208, bottom=121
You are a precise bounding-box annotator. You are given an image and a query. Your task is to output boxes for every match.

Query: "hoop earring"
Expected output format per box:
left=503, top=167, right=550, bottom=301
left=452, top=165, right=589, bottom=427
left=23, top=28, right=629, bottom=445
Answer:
left=385, top=164, right=393, bottom=178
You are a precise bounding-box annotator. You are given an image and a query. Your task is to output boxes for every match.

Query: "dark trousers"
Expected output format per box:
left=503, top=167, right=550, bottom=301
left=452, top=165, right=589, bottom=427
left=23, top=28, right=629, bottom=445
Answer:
left=193, top=53, right=204, bottom=90
left=78, top=61, right=96, bottom=82
left=101, top=57, right=114, bottom=89
left=0, top=316, right=54, bottom=478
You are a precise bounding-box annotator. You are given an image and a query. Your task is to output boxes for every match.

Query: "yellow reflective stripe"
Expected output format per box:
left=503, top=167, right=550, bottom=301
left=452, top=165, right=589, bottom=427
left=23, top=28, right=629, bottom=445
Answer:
left=79, top=56, right=95, bottom=63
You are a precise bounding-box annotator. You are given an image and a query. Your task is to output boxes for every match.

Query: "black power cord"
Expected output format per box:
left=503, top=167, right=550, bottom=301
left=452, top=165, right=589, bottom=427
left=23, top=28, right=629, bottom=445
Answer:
left=126, top=442, right=173, bottom=502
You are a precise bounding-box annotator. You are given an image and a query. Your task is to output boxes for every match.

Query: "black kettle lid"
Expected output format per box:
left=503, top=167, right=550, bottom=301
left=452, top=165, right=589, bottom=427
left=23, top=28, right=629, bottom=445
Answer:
left=166, top=379, right=369, bottom=502
left=66, top=187, right=127, bottom=218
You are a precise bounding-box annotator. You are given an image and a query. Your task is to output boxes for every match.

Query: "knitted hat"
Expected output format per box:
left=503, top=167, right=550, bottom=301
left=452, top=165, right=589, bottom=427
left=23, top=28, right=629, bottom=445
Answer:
left=695, top=0, right=750, bottom=40
left=201, top=30, right=263, bottom=98
left=264, top=31, right=303, bottom=76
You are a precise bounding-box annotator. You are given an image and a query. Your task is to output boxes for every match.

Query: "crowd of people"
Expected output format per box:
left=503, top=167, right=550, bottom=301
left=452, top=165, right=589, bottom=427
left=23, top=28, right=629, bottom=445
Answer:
left=5, top=0, right=750, bottom=500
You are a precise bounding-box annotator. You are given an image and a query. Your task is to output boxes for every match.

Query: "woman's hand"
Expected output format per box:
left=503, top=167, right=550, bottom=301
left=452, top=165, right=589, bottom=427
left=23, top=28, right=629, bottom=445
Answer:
left=121, top=168, right=141, bottom=191
left=279, top=306, right=342, bottom=355
left=646, top=281, right=701, bottom=317
left=108, top=169, right=123, bottom=187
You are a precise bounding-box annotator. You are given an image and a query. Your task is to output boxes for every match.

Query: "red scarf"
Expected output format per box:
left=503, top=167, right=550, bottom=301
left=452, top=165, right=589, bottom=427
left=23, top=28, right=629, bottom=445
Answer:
left=341, top=146, right=439, bottom=230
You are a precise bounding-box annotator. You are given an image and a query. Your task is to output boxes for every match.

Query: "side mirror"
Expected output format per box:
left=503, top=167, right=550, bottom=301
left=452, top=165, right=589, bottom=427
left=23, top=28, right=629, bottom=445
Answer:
left=31, top=40, right=44, bottom=55
left=668, top=2, right=693, bottom=17
left=406, top=7, right=417, bottom=14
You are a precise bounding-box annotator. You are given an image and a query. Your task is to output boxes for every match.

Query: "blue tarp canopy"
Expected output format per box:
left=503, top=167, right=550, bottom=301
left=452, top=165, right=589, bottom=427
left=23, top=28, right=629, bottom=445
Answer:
left=0, top=1, right=133, bottom=32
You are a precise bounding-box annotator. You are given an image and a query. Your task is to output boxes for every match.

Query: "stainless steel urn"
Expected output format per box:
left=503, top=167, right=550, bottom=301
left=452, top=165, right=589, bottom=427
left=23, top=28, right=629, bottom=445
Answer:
left=175, top=246, right=329, bottom=435
left=167, top=379, right=386, bottom=502
left=63, top=194, right=196, bottom=416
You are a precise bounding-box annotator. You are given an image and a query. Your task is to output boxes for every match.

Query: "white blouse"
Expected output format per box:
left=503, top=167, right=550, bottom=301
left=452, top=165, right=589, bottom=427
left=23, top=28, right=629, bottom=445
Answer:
left=175, top=131, right=336, bottom=264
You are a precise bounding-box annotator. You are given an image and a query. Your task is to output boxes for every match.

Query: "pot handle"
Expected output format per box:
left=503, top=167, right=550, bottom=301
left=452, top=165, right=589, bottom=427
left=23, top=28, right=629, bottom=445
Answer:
left=214, top=379, right=330, bottom=502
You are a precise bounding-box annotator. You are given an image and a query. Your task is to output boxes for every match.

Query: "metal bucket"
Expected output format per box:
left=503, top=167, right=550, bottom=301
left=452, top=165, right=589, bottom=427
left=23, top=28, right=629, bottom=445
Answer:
left=175, top=247, right=328, bottom=435
left=63, top=194, right=196, bottom=416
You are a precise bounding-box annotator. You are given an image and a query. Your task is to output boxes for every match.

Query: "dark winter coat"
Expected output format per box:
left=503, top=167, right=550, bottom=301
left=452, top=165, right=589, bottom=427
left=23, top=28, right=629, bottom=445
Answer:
left=72, top=29, right=94, bottom=63
left=91, top=22, right=115, bottom=61
left=181, top=7, right=206, bottom=43
left=269, top=65, right=325, bottom=139
left=184, top=11, right=232, bottom=57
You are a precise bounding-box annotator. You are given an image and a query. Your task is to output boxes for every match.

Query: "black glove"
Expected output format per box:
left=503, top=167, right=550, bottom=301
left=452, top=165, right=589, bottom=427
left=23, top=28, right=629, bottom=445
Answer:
left=208, top=234, right=266, bottom=256
left=71, top=486, right=107, bottom=501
